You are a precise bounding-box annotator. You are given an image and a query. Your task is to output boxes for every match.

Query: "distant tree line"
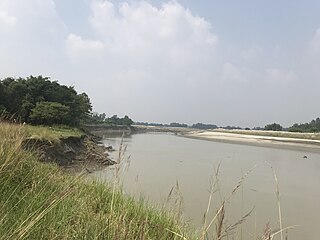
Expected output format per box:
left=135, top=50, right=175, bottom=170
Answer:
left=135, top=122, right=165, bottom=127
left=134, top=122, right=188, bottom=128
left=85, top=113, right=134, bottom=126
left=223, top=125, right=242, bottom=130
left=0, top=76, right=92, bottom=126
left=135, top=122, right=218, bottom=129
left=288, top=117, right=320, bottom=132
left=264, top=123, right=283, bottom=131
left=191, top=123, right=217, bottom=129
left=168, top=122, right=188, bottom=128
left=262, top=118, right=320, bottom=133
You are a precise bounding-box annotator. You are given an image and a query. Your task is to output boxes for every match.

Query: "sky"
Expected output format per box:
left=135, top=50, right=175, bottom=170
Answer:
left=0, top=0, right=320, bottom=127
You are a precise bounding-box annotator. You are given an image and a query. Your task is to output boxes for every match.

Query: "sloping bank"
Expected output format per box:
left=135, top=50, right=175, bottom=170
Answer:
left=23, top=134, right=115, bottom=172
left=0, top=123, right=194, bottom=240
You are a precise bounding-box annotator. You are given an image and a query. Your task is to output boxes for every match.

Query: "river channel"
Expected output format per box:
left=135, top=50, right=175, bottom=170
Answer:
left=91, top=132, right=320, bottom=239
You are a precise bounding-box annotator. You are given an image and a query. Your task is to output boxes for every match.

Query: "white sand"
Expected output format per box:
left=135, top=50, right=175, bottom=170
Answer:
left=183, top=130, right=320, bottom=152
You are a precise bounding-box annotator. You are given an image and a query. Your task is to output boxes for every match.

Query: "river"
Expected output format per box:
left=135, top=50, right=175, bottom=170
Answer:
left=91, top=132, right=320, bottom=239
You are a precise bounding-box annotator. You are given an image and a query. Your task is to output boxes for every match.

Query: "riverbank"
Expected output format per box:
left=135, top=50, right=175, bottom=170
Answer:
left=0, top=123, right=194, bottom=239
left=23, top=125, right=115, bottom=172
left=132, top=125, right=320, bottom=152
left=182, top=130, right=320, bottom=152
left=132, top=125, right=191, bottom=133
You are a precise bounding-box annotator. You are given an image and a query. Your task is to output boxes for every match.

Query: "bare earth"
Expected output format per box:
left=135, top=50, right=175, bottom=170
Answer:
left=182, top=130, right=320, bottom=153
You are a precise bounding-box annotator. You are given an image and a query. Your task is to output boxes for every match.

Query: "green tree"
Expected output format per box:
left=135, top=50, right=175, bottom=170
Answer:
left=121, top=115, right=134, bottom=126
left=264, top=123, right=283, bottom=131
left=20, top=100, right=35, bottom=122
left=30, top=102, right=70, bottom=125
left=289, top=117, right=320, bottom=132
left=0, top=75, right=93, bottom=126
left=69, top=93, right=92, bottom=125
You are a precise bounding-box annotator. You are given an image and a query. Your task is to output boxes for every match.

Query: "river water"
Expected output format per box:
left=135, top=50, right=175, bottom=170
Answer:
left=91, top=133, right=320, bottom=239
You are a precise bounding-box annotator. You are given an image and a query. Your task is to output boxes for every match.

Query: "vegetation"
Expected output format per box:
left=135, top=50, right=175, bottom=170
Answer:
left=0, top=76, right=92, bottom=126
left=168, top=122, right=188, bottom=128
left=0, top=122, right=194, bottom=240
left=135, top=122, right=188, bottom=128
left=264, top=123, right=283, bottom=131
left=191, top=123, right=218, bottom=130
left=85, top=113, right=134, bottom=126
left=29, top=102, right=70, bottom=125
left=25, top=125, right=84, bottom=143
left=289, top=117, right=320, bottom=132
left=223, top=125, right=242, bottom=130
left=135, top=122, right=166, bottom=127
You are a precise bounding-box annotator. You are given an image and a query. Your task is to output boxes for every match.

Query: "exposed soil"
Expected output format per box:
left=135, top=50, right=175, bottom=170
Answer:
left=23, top=135, right=115, bottom=173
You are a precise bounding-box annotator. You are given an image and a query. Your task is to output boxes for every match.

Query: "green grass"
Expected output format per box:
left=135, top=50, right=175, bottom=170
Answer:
left=0, top=123, right=194, bottom=240
left=212, top=129, right=320, bottom=141
left=24, top=125, right=84, bottom=143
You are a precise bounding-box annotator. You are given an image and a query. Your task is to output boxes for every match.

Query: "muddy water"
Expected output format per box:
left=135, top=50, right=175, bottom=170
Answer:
left=91, top=133, right=320, bottom=239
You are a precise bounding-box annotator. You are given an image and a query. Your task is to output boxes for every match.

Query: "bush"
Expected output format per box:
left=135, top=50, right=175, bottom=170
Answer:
left=30, top=101, right=70, bottom=125
left=264, top=123, right=283, bottom=131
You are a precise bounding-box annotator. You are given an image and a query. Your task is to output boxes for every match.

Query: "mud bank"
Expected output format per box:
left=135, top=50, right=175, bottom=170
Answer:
left=23, top=135, right=115, bottom=172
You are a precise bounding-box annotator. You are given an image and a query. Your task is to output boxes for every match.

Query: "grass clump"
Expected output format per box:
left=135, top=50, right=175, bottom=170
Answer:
left=0, top=122, right=194, bottom=240
left=25, top=125, right=84, bottom=143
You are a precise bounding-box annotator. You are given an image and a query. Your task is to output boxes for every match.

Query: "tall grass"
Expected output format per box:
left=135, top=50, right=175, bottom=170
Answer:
left=0, top=122, right=194, bottom=240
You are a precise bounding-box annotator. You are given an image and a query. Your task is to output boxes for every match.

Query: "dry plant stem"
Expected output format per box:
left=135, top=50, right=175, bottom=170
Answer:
left=203, top=202, right=225, bottom=236
left=111, top=133, right=125, bottom=213
left=174, top=181, right=184, bottom=223
left=202, top=164, right=257, bottom=239
left=270, top=225, right=298, bottom=239
left=227, top=164, right=258, bottom=201
left=223, top=207, right=254, bottom=236
left=201, top=163, right=221, bottom=240
left=215, top=204, right=225, bottom=240
left=164, top=227, right=188, bottom=240
left=273, top=170, right=283, bottom=240
left=265, top=162, right=283, bottom=240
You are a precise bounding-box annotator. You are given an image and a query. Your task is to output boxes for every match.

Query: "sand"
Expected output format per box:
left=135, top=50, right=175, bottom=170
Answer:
left=182, top=130, right=320, bottom=153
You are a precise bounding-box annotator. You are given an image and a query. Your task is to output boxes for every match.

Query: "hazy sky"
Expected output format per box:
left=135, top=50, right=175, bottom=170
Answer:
left=1, top=0, right=320, bottom=127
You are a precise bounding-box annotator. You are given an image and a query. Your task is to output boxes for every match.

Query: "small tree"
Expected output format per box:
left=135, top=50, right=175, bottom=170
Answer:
left=121, top=115, right=134, bottom=126
left=30, top=101, right=70, bottom=125
left=264, top=123, right=283, bottom=131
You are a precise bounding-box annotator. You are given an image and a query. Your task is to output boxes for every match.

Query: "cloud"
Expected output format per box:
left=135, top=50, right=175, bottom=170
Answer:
left=311, top=28, right=320, bottom=52
left=265, top=68, right=297, bottom=84
left=66, top=34, right=105, bottom=59
left=221, top=63, right=247, bottom=83
left=0, top=0, right=66, bottom=77
left=0, top=10, right=16, bottom=26
left=86, top=0, right=218, bottom=67
left=241, top=46, right=263, bottom=61
left=61, top=0, right=220, bottom=121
